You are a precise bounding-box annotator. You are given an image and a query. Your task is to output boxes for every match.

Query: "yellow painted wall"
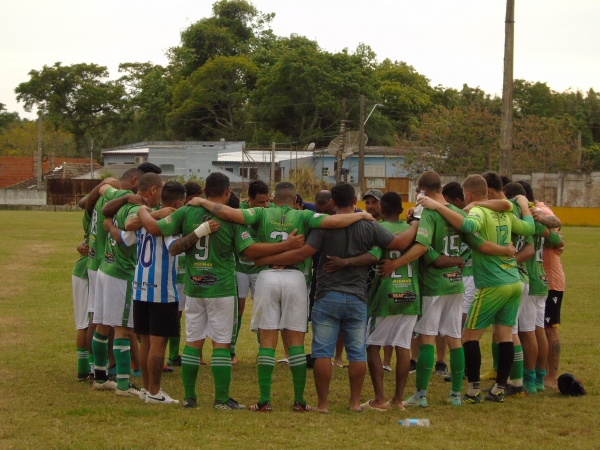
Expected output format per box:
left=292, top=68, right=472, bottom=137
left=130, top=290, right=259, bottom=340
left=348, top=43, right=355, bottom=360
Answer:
left=355, top=200, right=599, bottom=226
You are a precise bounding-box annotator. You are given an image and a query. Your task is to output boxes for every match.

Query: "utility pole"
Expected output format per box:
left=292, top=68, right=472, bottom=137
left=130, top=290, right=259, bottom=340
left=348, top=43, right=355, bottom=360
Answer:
left=577, top=129, right=582, bottom=170
left=90, top=138, right=94, bottom=180
left=358, top=94, right=365, bottom=188
left=270, top=141, right=275, bottom=190
left=36, top=113, right=43, bottom=189
left=336, top=98, right=346, bottom=183
left=499, top=0, right=515, bottom=178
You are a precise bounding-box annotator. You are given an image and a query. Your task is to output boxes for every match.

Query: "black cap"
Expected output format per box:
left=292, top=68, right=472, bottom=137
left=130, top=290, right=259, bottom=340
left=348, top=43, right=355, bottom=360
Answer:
left=558, top=373, right=586, bottom=396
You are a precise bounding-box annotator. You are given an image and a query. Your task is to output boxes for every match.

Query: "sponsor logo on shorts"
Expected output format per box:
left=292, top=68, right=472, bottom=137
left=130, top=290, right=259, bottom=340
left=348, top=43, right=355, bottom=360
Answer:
left=388, top=291, right=417, bottom=303
left=104, top=253, right=115, bottom=264
left=443, top=271, right=462, bottom=282
left=190, top=274, right=218, bottom=286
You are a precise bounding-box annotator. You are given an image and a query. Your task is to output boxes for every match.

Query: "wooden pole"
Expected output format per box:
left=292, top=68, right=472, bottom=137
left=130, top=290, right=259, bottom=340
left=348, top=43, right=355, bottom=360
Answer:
left=37, top=113, right=43, bottom=189
left=270, top=141, right=275, bottom=190
left=499, top=0, right=515, bottom=178
left=358, top=94, right=365, bottom=189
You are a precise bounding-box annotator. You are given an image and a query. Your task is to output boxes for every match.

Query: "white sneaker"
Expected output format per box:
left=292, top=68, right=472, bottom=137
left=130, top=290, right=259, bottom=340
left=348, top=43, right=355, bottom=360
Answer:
left=146, top=389, right=180, bottom=405
left=139, top=388, right=148, bottom=401
left=115, top=382, right=141, bottom=397
left=92, top=380, right=117, bottom=391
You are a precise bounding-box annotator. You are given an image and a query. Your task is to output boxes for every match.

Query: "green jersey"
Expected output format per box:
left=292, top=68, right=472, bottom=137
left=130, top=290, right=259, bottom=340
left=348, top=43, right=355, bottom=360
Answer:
left=87, top=187, right=131, bottom=271
left=368, top=221, right=420, bottom=317
left=460, top=206, right=535, bottom=288
left=157, top=205, right=254, bottom=299
left=241, top=205, right=327, bottom=277
left=176, top=253, right=186, bottom=284
left=99, top=204, right=140, bottom=281
left=72, top=208, right=92, bottom=279
left=415, top=205, right=468, bottom=296
left=508, top=200, right=534, bottom=284
left=527, top=230, right=561, bottom=295
left=236, top=202, right=271, bottom=276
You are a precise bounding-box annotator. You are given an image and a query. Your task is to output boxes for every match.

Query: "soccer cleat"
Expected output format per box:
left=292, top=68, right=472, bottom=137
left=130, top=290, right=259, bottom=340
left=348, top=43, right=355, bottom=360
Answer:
left=481, top=368, right=497, bottom=381
left=77, top=374, right=89, bottom=382
left=484, top=391, right=505, bottom=403
left=409, top=359, right=417, bottom=374
left=92, top=380, right=117, bottom=391
left=183, top=397, right=198, bottom=408
left=139, top=388, right=148, bottom=401
left=524, top=384, right=537, bottom=395
left=163, top=365, right=173, bottom=373
left=402, top=395, right=428, bottom=408
left=462, top=393, right=482, bottom=404
left=131, top=368, right=142, bottom=377
left=146, top=390, right=180, bottom=405
left=292, top=401, right=316, bottom=412
left=434, top=361, right=448, bottom=375
left=213, top=398, right=245, bottom=410
left=167, top=355, right=182, bottom=367
left=248, top=401, right=273, bottom=412
left=504, top=384, right=526, bottom=398
left=383, top=365, right=392, bottom=372
left=115, top=382, right=141, bottom=398
left=447, top=394, right=462, bottom=406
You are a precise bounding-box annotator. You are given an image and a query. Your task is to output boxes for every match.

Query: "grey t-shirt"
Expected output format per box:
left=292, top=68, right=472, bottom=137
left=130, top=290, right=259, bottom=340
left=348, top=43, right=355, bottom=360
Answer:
left=306, top=220, right=395, bottom=303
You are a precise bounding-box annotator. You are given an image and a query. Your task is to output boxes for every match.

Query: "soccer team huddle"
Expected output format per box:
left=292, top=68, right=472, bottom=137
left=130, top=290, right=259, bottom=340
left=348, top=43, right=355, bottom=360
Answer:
left=71, top=163, right=566, bottom=412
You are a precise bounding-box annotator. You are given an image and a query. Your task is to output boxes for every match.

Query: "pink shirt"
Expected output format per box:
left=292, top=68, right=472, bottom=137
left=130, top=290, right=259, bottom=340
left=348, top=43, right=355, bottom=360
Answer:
left=536, top=201, right=565, bottom=291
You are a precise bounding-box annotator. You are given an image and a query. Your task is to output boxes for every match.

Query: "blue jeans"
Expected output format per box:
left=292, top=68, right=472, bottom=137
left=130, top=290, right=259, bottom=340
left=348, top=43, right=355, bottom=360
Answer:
left=311, top=291, right=367, bottom=362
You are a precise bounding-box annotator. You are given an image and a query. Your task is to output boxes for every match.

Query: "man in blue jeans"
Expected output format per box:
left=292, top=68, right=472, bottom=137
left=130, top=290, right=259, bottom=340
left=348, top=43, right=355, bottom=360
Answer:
left=255, top=182, right=417, bottom=412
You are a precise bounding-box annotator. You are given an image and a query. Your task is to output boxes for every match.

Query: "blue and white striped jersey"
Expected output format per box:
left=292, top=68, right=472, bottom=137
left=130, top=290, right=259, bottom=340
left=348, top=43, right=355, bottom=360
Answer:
left=122, top=228, right=180, bottom=303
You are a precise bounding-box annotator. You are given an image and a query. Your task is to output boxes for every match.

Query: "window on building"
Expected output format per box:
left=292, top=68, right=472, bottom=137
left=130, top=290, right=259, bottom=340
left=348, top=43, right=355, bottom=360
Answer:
left=239, top=167, right=258, bottom=179
left=161, top=164, right=175, bottom=173
left=321, top=167, right=329, bottom=176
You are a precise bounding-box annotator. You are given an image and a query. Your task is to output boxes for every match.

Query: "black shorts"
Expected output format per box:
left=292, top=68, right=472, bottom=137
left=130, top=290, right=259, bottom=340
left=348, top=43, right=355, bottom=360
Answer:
left=544, top=290, right=563, bottom=327
left=133, top=301, right=180, bottom=337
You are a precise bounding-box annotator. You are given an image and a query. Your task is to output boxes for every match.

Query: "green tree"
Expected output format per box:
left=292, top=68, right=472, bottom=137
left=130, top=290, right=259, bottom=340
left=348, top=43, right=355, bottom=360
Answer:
left=15, top=62, right=127, bottom=154
left=0, top=103, right=20, bottom=131
left=0, top=121, right=77, bottom=157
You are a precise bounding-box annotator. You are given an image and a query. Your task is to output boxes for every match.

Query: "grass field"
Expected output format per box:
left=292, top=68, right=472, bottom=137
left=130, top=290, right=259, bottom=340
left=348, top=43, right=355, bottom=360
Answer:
left=0, top=211, right=599, bottom=449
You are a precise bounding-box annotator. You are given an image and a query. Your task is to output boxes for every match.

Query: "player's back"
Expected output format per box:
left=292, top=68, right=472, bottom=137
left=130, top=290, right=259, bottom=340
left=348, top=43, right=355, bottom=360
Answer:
left=134, top=228, right=178, bottom=303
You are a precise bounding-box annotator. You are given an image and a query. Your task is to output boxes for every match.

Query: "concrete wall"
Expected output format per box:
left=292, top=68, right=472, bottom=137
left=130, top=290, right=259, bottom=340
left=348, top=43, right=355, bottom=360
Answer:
left=0, top=188, right=46, bottom=205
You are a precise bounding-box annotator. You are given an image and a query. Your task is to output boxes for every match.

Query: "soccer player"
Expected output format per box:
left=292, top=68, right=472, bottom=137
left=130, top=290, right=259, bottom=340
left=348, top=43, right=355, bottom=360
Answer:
left=418, top=174, right=535, bottom=403
left=92, top=173, right=164, bottom=396
left=190, top=181, right=374, bottom=412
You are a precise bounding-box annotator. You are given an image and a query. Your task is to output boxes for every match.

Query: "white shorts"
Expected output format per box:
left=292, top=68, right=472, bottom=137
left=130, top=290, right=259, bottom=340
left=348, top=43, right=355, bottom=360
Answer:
left=414, top=293, right=464, bottom=339
left=92, top=271, right=134, bottom=328
left=462, top=276, right=476, bottom=315
left=518, top=285, right=539, bottom=333
left=87, top=269, right=97, bottom=314
left=72, top=276, right=89, bottom=330
left=236, top=272, right=258, bottom=299
left=185, top=296, right=236, bottom=344
left=366, top=315, right=418, bottom=349
left=250, top=270, right=308, bottom=333
left=532, top=295, right=547, bottom=328
left=176, top=283, right=186, bottom=312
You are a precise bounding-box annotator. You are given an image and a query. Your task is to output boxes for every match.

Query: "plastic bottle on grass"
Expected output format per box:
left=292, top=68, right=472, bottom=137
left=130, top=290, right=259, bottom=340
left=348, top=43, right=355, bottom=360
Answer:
left=398, top=419, right=430, bottom=427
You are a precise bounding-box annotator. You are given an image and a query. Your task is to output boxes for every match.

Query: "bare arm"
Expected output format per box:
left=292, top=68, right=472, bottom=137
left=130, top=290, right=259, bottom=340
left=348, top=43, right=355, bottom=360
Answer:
left=125, top=207, right=175, bottom=231
left=85, top=177, right=119, bottom=214
left=168, top=220, right=221, bottom=256
left=242, top=230, right=305, bottom=259
left=464, top=199, right=511, bottom=213
left=385, top=221, right=419, bottom=251
left=479, top=241, right=516, bottom=257
left=322, top=252, right=378, bottom=273
left=377, top=243, right=427, bottom=279
left=319, top=211, right=374, bottom=228
left=418, top=197, right=466, bottom=230
left=137, top=206, right=163, bottom=236
left=186, top=197, right=245, bottom=224
left=253, top=244, right=317, bottom=267
left=102, top=194, right=147, bottom=218
left=103, top=218, right=122, bottom=242
left=76, top=241, right=89, bottom=256
left=431, top=254, right=465, bottom=270
left=515, top=242, right=534, bottom=264
left=532, top=209, right=561, bottom=229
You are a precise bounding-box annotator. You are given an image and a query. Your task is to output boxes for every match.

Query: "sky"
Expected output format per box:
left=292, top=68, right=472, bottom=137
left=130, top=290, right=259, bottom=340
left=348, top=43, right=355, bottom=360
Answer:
left=1, top=0, right=599, bottom=119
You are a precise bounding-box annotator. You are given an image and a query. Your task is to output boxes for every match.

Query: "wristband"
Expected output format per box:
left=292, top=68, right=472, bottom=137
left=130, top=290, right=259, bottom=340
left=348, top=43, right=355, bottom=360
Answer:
left=194, top=222, right=211, bottom=238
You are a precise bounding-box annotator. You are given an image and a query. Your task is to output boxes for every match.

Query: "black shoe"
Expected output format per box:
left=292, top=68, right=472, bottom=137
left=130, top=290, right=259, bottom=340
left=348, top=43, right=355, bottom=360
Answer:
left=183, top=397, right=198, bottom=408
left=168, top=355, right=182, bottom=367
left=504, top=384, right=526, bottom=398
left=485, top=391, right=505, bottom=403
left=213, top=398, right=246, bottom=410
left=444, top=375, right=451, bottom=383
left=434, top=360, right=448, bottom=375
left=462, top=393, right=482, bottom=404
left=409, top=359, right=417, bottom=374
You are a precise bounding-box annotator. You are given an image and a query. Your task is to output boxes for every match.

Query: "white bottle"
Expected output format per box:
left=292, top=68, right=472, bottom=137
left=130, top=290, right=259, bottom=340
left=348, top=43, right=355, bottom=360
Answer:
left=398, top=418, right=431, bottom=427
left=412, top=191, right=425, bottom=219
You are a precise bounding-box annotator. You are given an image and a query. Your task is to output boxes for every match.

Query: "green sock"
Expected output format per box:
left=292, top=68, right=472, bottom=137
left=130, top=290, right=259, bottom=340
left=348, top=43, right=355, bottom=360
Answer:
left=523, top=369, right=537, bottom=393
left=92, top=331, right=109, bottom=381
left=510, top=345, right=524, bottom=385
left=168, top=336, right=181, bottom=361
left=415, top=344, right=434, bottom=393
left=230, top=315, right=243, bottom=356
left=257, top=348, right=276, bottom=404
left=211, top=348, right=232, bottom=403
left=181, top=346, right=201, bottom=400
left=288, top=345, right=307, bottom=404
left=449, top=347, right=465, bottom=393
left=113, top=338, right=131, bottom=391
left=88, top=351, right=95, bottom=373
left=492, top=342, right=499, bottom=371
left=535, top=368, right=546, bottom=391
left=77, top=348, right=89, bottom=376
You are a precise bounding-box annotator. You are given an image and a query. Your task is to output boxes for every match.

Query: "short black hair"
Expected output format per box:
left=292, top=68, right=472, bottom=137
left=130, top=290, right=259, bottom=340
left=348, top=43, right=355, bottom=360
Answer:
left=137, top=162, right=162, bottom=174
left=380, top=192, right=403, bottom=216
left=121, top=168, right=144, bottom=182
left=161, top=181, right=186, bottom=203
left=501, top=175, right=512, bottom=187
left=137, top=173, right=163, bottom=193
left=442, top=181, right=464, bottom=201
left=331, top=182, right=355, bottom=208
left=315, top=190, right=332, bottom=205
left=248, top=180, right=269, bottom=199
left=516, top=180, right=535, bottom=202
left=227, top=191, right=240, bottom=208
left=481, top=172, right=503, bottom=192
left=295, top=193, right=303, bottom=207
left=184, top=181, right=203, bottom=198
left=503, top=182, right=526, bottom=199
left=204, top=173, right=230, bottom=198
